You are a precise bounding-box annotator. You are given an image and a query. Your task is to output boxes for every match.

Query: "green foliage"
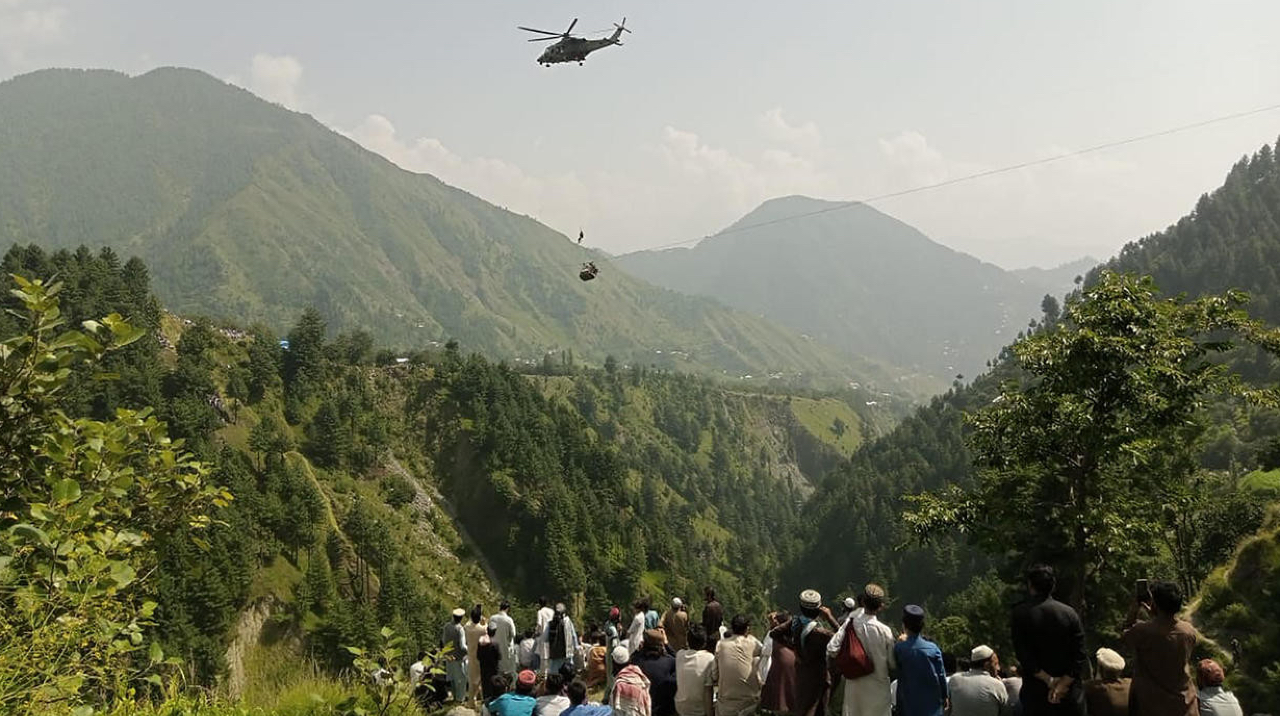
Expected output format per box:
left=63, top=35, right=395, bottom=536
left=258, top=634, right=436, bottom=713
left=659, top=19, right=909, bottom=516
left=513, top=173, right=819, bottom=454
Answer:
left=415, top=358, right=850, bottom=615
left=906, top=272, right=1280, bottom=627
left=1104, top=140, right=1280, bottom=333
left=0, top=276, right=228, bottom=710
left=616, top=195, right=1067, bottom=385
left=0, top=68, right=891, bottom=388
left=794, top=137, right=1280, bottom=667
left=2, top=244, right=164, bottom=420
left=341, top=627, right=444, bottom=716
left=1193, top=512, right=1280, bottom=712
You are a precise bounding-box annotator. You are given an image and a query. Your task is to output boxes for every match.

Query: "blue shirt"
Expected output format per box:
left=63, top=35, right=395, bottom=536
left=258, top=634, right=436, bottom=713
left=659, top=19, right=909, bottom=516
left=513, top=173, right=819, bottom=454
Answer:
left=562, top=705, right=613, bottom=716
left=489, top=692, right=538, bottom=716
left=893, top=634, right=948, bottom=716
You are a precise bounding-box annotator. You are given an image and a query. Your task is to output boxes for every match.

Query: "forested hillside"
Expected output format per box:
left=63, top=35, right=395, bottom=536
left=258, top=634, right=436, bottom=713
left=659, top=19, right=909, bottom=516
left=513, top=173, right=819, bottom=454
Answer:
left=0, top=244, right=885, bottom=700
left=616, top=196, right=1054, bottom=381
left=786, top=136, right=1280, bottom=701
left=0, top=68, right=898, bottom=389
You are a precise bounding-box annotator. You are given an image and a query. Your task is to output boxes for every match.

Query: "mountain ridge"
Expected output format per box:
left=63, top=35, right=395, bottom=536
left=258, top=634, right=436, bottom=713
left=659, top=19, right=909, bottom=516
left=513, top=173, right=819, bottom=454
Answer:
left=0, top=67, right=904, bottom=391
left=617, top=195, right=1054, bottom=380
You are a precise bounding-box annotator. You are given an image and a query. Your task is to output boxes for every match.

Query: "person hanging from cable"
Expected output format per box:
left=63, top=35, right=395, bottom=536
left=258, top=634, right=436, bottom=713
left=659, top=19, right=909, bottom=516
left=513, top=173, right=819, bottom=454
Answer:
left=579, top=262, right=598, bottom=281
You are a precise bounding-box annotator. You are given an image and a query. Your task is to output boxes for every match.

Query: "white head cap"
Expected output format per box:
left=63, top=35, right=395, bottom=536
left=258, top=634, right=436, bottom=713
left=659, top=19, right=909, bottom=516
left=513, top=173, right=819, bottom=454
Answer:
left=970, top=645, right=994, bottom=663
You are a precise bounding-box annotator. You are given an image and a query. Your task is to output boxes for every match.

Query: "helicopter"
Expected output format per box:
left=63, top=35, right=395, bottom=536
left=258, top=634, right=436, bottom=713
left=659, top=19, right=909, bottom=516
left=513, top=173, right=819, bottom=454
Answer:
left=519, top=18, right=630, bottom=66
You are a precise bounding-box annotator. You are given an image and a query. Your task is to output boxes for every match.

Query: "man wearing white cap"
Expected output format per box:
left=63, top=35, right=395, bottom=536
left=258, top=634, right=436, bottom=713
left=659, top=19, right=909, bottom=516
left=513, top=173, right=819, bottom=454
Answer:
left=442, top=607, right=470, bottom=703
left=948, top=645, right=1010, bottom=716
left=661, top=598, right=690, bottom=652
left=839, top=597, right=860, bottom=625
left=1083, top=648, right=1130, bottom=716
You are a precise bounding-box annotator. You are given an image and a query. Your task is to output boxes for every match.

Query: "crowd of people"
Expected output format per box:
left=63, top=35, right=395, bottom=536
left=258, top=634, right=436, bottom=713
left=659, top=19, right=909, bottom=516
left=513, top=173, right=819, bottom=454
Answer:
left=404, top=566, right=1248, bottom=716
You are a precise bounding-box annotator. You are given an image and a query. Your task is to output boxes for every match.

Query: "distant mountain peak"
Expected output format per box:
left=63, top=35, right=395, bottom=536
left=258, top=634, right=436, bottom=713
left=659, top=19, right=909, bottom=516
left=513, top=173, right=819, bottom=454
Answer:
left=618, top=197, right=1051, bottom=382
left=0, top=65, right=896, bottom=388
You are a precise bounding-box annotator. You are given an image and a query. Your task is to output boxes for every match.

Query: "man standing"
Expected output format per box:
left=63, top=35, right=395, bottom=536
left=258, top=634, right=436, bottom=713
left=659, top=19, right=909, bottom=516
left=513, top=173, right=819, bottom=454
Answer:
left=772, top=590, right=837, bottom=716
left=630, top=600, right=650, bottom=656
left=479, top=624, right=506, bottom=702
left=892, top=605, right=948, bottom=716
left=702, top=587, right=724, bottom=652
left=466, top=604, right=489, bottom=703
left=1011, top=565, right=1086, bottom=714
left=537, top=597, right=557, bottom=674
left=675, top=625, right=715, bottom=716
left=948, top=645, right=1010, bottom=716
left=442, top=607, right=470, bottom=703
left=545, top=602, right=581, bottom=676
left=1122, top=581, right=1197, bottom=716
left=662, top=598, right=691, bottom=652
left=606, top=606, right=623, bottom=647
left=632, top=629, right=679, bottom=716
left=709, top=615, right=763, bottom=716
left=492, top=600, right=519, bottom=679
left=827, top=584, right=896, bottom=716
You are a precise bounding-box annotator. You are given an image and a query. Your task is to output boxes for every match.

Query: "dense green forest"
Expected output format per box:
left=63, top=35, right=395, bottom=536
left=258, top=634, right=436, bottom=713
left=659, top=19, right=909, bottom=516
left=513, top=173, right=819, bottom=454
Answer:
left=0, top=244, right=888, bottom=710
left=785, top=136, right=1280, bottom=707
left=4, top=65, right=1280, bottom=715
left=0, top=67, right=908, bottom=392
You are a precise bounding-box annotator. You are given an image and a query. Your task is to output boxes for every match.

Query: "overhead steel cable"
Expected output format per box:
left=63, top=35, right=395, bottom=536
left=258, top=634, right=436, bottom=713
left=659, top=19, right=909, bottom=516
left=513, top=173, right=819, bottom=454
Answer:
left=636, top=101, right=1280, bottom=253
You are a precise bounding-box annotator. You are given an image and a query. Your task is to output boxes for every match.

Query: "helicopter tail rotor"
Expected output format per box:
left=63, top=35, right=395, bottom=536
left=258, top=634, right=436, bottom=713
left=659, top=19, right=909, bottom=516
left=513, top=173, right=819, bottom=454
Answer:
left=610, top=18, right=631, bottom=44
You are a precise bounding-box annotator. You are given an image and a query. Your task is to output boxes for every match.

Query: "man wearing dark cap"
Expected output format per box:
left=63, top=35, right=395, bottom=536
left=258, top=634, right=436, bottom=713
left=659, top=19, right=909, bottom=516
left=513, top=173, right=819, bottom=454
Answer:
left=827, top=584, right=896, bottom=716
left=490, top=670, right=540, bottom=716
left=632, top=628, right=678, bottom=716
left=892, top=604, right=948, bottom=716
left=1010, top=565, right=1085, bottom=714
left=1195, top=659, right=1242, bottom=716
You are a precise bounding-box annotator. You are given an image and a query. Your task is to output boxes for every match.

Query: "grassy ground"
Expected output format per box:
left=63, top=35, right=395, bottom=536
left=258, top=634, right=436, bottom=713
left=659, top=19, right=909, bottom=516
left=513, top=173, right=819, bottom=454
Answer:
left=788, top=396, right=864, bottom=457
left=1241, top=468, right=1280, bottom=492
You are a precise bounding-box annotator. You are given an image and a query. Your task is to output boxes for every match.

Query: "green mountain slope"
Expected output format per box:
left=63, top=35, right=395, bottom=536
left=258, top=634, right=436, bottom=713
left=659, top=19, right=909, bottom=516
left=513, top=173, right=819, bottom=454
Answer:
left=0, top=68, right=893, bottom=387
left=786, top=135, right=1280, bottom=633
left=1, top=245, right=890, bottom=690
left=616, top=196, right=1052, bottom=381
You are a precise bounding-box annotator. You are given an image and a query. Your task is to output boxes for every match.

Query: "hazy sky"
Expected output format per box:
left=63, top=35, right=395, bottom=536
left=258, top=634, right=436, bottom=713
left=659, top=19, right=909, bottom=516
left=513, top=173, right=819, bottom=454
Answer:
left=3, top=0, right=1279, bottom=268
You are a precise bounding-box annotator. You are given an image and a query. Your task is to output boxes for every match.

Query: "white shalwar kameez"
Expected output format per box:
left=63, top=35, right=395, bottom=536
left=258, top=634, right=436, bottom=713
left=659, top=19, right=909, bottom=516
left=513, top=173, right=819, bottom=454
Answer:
left=825, top=610, right=896, bottom=716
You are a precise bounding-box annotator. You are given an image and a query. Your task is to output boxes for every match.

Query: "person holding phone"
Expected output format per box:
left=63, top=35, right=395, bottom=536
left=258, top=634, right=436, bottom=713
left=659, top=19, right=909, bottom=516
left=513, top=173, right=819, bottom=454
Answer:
left=1121, top=580, right=1198, bottom=716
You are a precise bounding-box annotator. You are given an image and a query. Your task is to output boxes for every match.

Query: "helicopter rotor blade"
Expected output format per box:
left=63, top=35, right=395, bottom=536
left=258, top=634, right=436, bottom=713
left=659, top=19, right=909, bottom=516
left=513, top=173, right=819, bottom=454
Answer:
left=518, top=26, right=562, bottom=35
left=565, top=18, right=578, bottom=35
left=527, top=36, right=560, bottom=42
